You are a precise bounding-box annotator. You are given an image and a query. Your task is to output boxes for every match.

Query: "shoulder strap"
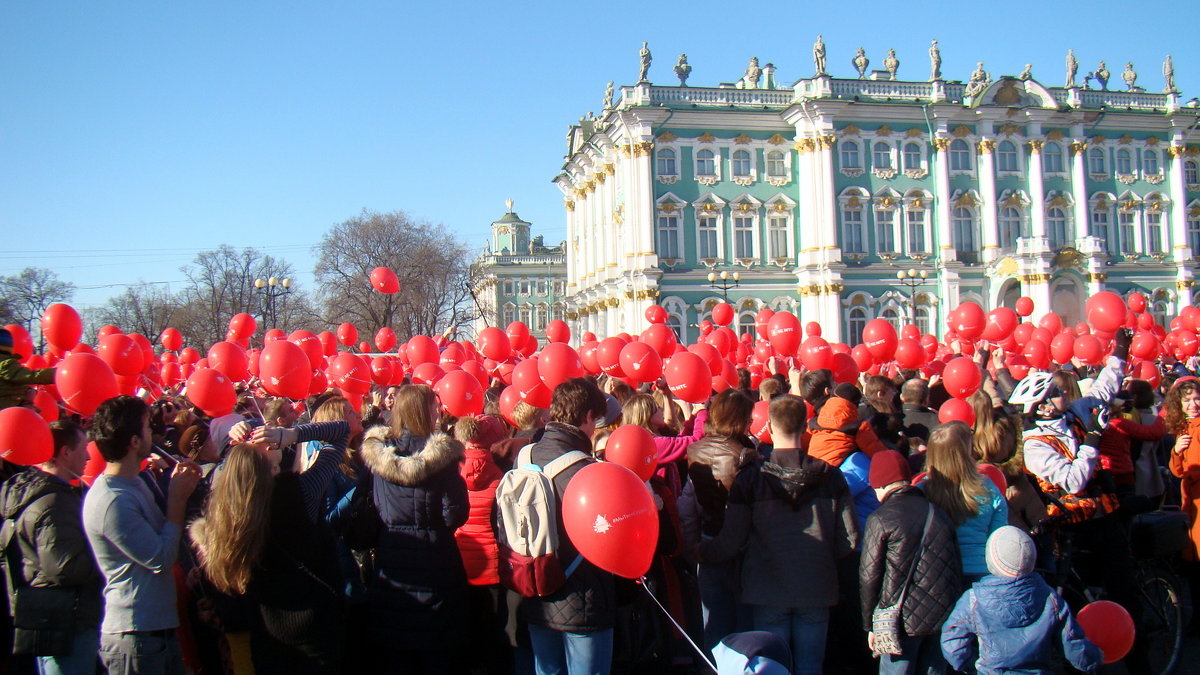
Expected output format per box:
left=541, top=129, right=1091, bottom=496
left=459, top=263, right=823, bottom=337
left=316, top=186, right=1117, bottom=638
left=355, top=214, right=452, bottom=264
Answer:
left=514, top=443, right=536, bottom=469
left=893, top=503, right=936, bottom=612
left=542, top=450, right=590, bottom=480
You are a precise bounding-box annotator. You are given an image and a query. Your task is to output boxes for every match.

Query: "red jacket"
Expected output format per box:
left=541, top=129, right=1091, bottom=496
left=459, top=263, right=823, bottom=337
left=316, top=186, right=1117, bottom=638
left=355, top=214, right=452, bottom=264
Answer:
left=1098, top=413, right=1166, bottom=482
left=807, top=397, right=889, bottom=467
left=455, top=444, right=503, bottom=585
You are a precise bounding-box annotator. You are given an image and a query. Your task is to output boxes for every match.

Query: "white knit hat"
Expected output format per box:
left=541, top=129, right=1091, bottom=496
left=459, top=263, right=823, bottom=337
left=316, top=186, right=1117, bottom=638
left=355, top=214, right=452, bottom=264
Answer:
left=986, top=525, right=1036, bottom=578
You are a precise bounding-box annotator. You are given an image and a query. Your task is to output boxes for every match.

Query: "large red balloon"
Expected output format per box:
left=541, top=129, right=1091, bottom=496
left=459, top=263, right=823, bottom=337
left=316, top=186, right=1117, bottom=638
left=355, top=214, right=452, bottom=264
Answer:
left=562, top=462, right=659, bottom=579
left=893, top=338, right=926, bottom=369
left=55, top=353, right=119, bottom=416
left=1086, top=292, right=1127, bottom=333
left=329, top=352, right=373, bottom=396
left=977, top=463, right=1008, bottom=495
left=203, top=341, right=247, bottom=382
left=370, top=267, right=400, bottom=294
left=1129, top=333, right=1160, bottom=361
left=0, top=406, right=54, bottom=465
left=640, top=324, right=677, bottom=359
left=942, top=357, right=982, bottom=399
left=160, top=327, right=183, bottom=352
left=1022, top=339, right=1051, bottom=371
left=545, top=320, right=570, bottom=344
left=596, top=337, right=627, bottom=377
left=1076, top=601, right=1135, bottom=664
left=862, top=319, right=898, bottom=362
left=337, top=322, right=358, bottom=347
left=228, top=313, right=257, bottom=339
left=538, top=343, right=584, bottom=391
left=618, top=342, right=663, bottom=383
left=767, top=311, right=801, bottom=356
left=644, top=305, right=667, bottom=325
left=952, top=302, right=986, bottom=341
left=477, top=326, right=512, bottom=361
left=754, top=309, right=775, bottom=339
left=97, top=333, right=144, bottom=377
left=665, top=352, right=711, bottom=404
left=371, top=356, right=395, bottom=387
left=375, top=327, right=397, bottom=353
left=981, top=308, right=1018, bottom=343
left=937, top=397, right=976, bottom=426
left=506, top=321, right=531, bottom=346
left=831, top=352, right=860, bottom=384
left=1014, top=297, right=1034, bottom=317
left=185, top=368, right=236, bottom=417
left=288, top=330, right=323, bottom=370
left=498, top=386, right=524, bottom=426
left=407, top=335, right=440, bottom=366
left=799, top=336, right=833, bottom=371
left=711, top=302, right=734, bottom=327
left=1050, top=332, right=1075, bottom=365
left=3, top=324, right=34, bottom=361
left=317, top=331, right=338, bottom=357
left=605, top=425, right=658, bottom=481
left=40, top=304, right=82, bottom=351
left=1073, top=335, right=1104, bottom=366
left=434, top=370, right=484, bottom=417
left=259, top=340, right=312, bottom=400
left=750, top=400, right=772, bottom=444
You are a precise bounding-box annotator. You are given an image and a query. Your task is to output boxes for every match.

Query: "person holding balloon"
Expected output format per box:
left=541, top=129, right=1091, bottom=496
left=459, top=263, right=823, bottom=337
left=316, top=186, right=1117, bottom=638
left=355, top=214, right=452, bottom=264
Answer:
left=621, top=389, right=707, bottom=500
left=0, top=327, right=56, bottom=410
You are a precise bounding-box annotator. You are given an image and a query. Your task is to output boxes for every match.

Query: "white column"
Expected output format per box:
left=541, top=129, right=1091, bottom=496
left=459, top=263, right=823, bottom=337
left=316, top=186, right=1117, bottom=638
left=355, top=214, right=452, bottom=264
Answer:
left=631, top=140, right=655, bottom=261
left=978, top=138, right=999, bottom=261
left=1169, top=143, right=1191, bottom=258
left=818, top=135, right=838, bottom=255
left=1027, top=141, right=1047, bottom=239
left=933, top=138, right=954, bottom=260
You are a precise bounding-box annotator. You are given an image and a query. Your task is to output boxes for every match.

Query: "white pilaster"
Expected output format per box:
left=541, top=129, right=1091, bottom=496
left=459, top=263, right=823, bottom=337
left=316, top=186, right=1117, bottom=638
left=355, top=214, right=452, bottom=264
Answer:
left=978, top=137, right=999, bottom=261
left=933, top=138, right=954, bottom=260
left=1027, top=141, right=1047, bottom=239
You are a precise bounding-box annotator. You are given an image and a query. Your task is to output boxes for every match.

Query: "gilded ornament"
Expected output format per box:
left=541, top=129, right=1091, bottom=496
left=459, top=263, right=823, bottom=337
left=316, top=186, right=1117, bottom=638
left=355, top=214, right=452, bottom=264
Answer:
left=905, top=128, right=923, bottom=138
left=1046, top=130, right=1066, bottom=141
left=1167, top=145, right=1188, bottom=158
left=846, top=196, right=862, bottom=209
left=1048, top=195, right=1069, bottom=208
left=1069, top=142, right=1087, bottom=157
left=605, top=163, right=616, bottom=175
left=733, top=133, right=752, bottom=145
left=659, top=201, right=678, bottom=213
left=933, top=138, right=951, bottom=152
left=737, top=202, right=754, bottom=212
left=1146, top=137, right=1160, bottom=147
left=1120, top=199, right=1140, bottom=211
left=594, top=171, right=606, bottom=184
left=698, top=131, right=716, bottom=143
left=977, top=140, right=996, bottom=154
left=1148, top=200, right=1163, bottom=212
left=794, top=138, right=815, bottom=154
left=1088, top=273, right=1110, bottom=283
left=909, top=197, right=924, bottom=209
left=999, top=123, right=1022, bottom=136
left=876, top=125, right=893, bottom=137
left=768, top=133, right=788, bottom=145
left=1003, top=193, right=1025, bottom=207
left=773, top=201, right=789, bottom=212
left=1177, top=280, right=1195, bottom=290
left=817, top=135, right=836, bottom=149
left=1022, top=273, right=1052, bottom=284
left=1190, top=206, right=1200, bottom=218
left=657, top=131, right=678, bottom=142
left=701, top=202, right=719, bottom=213
left=954, top=194, right=977, bottom=208
left=1119, top=135, right=1134, bottom=145
left=632, top=142, right=654, bottom=157
left=1090, top=135, right=1107, bottom=145
left=876, top=195, right=897, bottom=208
left=1027, top=140, right=1044, bottom=154
left=842, top=124, right=861, bottom=136
left=952, top=126, right=972, bottom=138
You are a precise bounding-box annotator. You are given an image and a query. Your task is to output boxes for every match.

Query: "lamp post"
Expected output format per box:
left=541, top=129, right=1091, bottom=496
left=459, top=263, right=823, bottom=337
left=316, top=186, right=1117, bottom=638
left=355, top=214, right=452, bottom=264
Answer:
left=254, top=276, right=292, bottom=329
left=895, top=268, right=929, bottom=327
left=707, top=270, right=741, bottom=301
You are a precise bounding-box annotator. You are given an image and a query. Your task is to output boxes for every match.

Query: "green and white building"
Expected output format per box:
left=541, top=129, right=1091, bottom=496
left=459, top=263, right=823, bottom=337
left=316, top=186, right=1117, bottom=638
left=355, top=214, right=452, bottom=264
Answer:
left=472, top=201, right=567, bottom=338
left=555, top=51, right=1200, bottom=344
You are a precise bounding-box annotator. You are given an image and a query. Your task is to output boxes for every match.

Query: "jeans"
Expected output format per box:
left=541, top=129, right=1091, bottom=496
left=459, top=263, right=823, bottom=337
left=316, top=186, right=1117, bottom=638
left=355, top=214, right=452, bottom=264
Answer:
left=527, top=624, right=613, bottom=675
left=697, top=559, right=749, bottom=651
left=751, top=605, right=829, bottom=675
left=879, top=634, right=947, bottom=675
left=98, top=631, right=184, bottom=675
left=36, top=628, right=99, bottom=675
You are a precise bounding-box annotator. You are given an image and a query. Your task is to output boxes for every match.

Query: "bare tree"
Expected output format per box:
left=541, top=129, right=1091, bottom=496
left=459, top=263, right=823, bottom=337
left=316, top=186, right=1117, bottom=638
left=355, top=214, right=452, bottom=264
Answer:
left=314, top=210, right=478, bottom=340
left=94, top=283, right=181, bottom=341
left=0, top=267, right=76, bottom=349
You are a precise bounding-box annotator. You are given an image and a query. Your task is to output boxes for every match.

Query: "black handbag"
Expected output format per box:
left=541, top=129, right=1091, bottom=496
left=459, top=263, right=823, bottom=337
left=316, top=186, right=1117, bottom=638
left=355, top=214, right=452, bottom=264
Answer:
left=2, top=499, right=78, bottom=656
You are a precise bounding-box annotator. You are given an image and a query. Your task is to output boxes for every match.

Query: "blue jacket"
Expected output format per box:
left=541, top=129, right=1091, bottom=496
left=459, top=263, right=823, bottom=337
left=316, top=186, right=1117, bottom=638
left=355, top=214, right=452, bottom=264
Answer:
left=839, top=451, right=879, bottom=535
left=955, top=479, right=1008, bottom=578
left=941, top=573, right=1101, bottom=674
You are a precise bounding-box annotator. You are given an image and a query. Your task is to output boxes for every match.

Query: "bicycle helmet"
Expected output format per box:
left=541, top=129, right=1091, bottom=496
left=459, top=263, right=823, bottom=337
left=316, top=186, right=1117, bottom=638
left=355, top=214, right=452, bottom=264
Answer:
left=1008, top=371, right=1054, bottom=413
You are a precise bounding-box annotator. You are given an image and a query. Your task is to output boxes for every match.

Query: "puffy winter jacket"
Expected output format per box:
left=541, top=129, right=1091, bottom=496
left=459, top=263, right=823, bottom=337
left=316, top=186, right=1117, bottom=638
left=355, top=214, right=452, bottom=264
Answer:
left=698, top=448, right=858, bottom=608
left=0, top=356, right=54, bottom=409
left=808, top=398, right=890, bottom=467
left=941, top=573, right=1101, bottom=674
left=858, top=486, right=960, bottom=637
left=362, top=427, right=470, bottom=652
left=456, top=443, right=502, bottom=586
left=840, top=451, right=879, bottom=534
left=1098, top=412, right=1165, bottom=483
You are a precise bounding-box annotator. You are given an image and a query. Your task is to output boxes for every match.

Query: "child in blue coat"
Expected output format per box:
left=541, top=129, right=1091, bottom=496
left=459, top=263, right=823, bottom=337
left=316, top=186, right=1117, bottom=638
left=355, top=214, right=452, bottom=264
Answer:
left=940, top=526, right=1102, bottom=674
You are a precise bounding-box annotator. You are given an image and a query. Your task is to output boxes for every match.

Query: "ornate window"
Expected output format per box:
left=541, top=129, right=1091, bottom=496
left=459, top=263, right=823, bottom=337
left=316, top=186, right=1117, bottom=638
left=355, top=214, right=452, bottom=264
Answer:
left=1144, top=149, right=1160, bottom=176
left=1091, top=209, right=1111, bottom=249
left=731, top=150, right=753, bottom=178
left=655, top=148, right=677, bottom=177
left=949, top=139, right=972, bottom=172
left=906, top=208, right=927, bottom=254
left=840, top=141, right=861, bottom=169
left=847, top=307, right=868, bottom=346
left=519, top=280, right=531, bottom=296
left=999, top=207, right=1023, bottom=249
left=952, top=206, right=979, bottom=260
left=552, top=302, right=565, bottom=322
left=1043, top=142, right=1065, bottom=174
left=1185, top=159, right=1199, bottom=184
left=666, top=313, right=683, bottom=342
left=736, top=311, right=757, bottom=338
left=903, top=142, right=923, bottom=171
left=698, top=213, right=721, bottom=260
left=502, top=280, right=514, bottom=295
left=840, top=191, right=866, bottom=255
left=766, top=150, right=786, bottom=178
left=767, top=214, right=789, bottom=260
left=1118, top=211, right=1137, bottom=255
left=1116, top=148, right=1133, bottom=175
left=1152, top=300, right=1171, bottom=328
left=873, top=141, right=893, bottom=170
left=732, top=213, right=756, bottom=259
left=553, top=280, right=565, bottom=295
left=1187, top=203, right=1200, bottom=253
left=881, top=307, right=903, bottom=333
left=915, top=306, right=932, bottom=336
left=696, top=149, right=717, bottom=178
left=656, top=215, right=680, bottom=259
left=1146, top=211, right=1164, bottom=254
left=519, top=304, right=532, bottom=326
left=533, top=303, right=549, bottom=332
left=502, top=303, right=515, bottom=326
left=536, top=279, right=548, bottom=296
left=1088, top=147, right=1107, bottom=175
left=997, top=140, right=1020, bottom=173
left=874, top=205, right=897, bottom=253
left=1047, top=207, right=1069, bottom=249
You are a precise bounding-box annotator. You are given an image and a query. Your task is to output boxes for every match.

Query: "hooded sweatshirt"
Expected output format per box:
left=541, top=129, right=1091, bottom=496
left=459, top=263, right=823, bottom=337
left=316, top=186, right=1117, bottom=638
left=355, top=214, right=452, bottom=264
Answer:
left=808, top=398, right=862, bottom=467
left=455, top=442, right=503, bottom=585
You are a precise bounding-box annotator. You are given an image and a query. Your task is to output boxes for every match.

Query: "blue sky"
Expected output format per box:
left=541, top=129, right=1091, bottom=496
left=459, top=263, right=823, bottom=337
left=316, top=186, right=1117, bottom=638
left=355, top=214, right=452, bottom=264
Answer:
left=3, top=1, right=1197, bottom=313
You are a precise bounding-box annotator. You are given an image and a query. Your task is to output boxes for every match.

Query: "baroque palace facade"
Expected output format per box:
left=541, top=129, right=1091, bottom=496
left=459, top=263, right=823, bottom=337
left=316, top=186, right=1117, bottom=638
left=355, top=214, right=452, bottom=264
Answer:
left=554, top=44, right=1200, bottom=345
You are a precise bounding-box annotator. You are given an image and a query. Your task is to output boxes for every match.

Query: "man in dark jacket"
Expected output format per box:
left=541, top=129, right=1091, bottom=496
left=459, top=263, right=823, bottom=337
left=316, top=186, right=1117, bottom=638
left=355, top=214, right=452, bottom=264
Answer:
left=699, top=395, right=857, bottom=675
left=520, top=377, right=614, bottom=674
left=859, top=450, right=961, bottom=674
left=0, top=419, right=103, bottom=673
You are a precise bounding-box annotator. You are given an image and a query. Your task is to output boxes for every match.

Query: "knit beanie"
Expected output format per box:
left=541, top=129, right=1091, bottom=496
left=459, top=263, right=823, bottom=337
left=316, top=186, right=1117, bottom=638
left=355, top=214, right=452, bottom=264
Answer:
left=0, top=328, right=12, bottom=357
left=868, top=449, right=912, bottom=489
left=986, top=525, right=1036, bottom=578
left=712, top=631, right=792, bottom=675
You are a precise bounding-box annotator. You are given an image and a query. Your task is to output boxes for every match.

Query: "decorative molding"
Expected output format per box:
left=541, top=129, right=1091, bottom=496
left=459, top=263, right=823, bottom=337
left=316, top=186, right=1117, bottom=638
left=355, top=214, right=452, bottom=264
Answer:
left=736, top=201, right=755, bottom=213
left=1168, top=145, right=1187, bottom=159
left=841, top=124, right=861, bottom=136
left=1119, top=134, right=1134, bottom=145
left=794, top=138, right=816, bottom=154
left=593, top=171, right=606, bottom=184
left=1089, top=174, right=1109, bottom=182
left=1188, top=184, right=1200, bottom=193
left=905, top=128, right=923, bottom=138
left=1003, top=193, right=1027, bottom=208
left=977, top=139, right=996, bottom=154
left=875, top=195, right=898, bottom=209
left=632, top=142, right=653, bottom=157
left=565, top=200, right=575, bottom=212
left=697, top=131, right=716, bottom=143
left=876, top=124, right=893, bottom=137
left=904, top=168, right=929, bottom=179
left=605, top=163, right=616, bottom=175
left=954, top=193, right=978, bottom=208
left=771, top=201, right=791, bottom=212
left=952, top=125, right=972, bottom=138
left=1069, top=142, right=1087, bottom=157
left=1087, top=273, right=1109, bottom=283
left=840, top=168, right=864, bottom=177
left=657, top=131, right=678, bottom=142
left=1146, top=137, right=1160, bottom=146
left=1021, top=273, right=1052, bottom=284
left=1120, top=199, right=1141, bottom=211
left=817, top=135, right=836, bottom=149
left=697, top=175, right=718, bottom=186
left=656, top=175, right=679, bottom=185
left=1027, top=140, right=1044, bottom=154
left=767, top=133, right=788, bottom=145
left=872, top=167, right=898, bottom=179
left=733, top=133, right=752, bottom=145
left=1090, top=135, right=1107, bottom=145
left=1146, top=174, right=1165, bottom=185
left=1048, top=194, right=1070, bottom=208
left=999, top=123, right=1022, bottom=136
left=659, top=201, right=678, bottom=213
left=766, top=176, right=790, bottom=187
left=1147, top=200, right=1164, bottom=213
left=1046, top=130, right=1066, bottom=141
left=700, top=202, right=720, bottom=213
left=933, top=138, right=951, bottom=152
left=732, top=176, right=754, bottom=187
left=1116, top=173, right=1138, bottom=185
left=1177, top=280, right=1195, bottom=290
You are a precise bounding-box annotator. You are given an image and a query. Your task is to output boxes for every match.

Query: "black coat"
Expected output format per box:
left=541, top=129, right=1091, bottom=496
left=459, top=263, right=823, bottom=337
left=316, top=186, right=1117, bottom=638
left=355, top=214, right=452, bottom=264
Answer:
left=858, top=486, right=961, bottom=637
left=362, top=427, right=469, bottom=652
left=517, top=422, right=616, bottom=632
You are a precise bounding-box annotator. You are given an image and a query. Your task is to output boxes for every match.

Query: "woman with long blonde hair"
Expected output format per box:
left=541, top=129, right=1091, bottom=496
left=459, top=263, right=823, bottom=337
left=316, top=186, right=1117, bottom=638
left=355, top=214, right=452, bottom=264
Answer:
left=923, top=421, right=1008, bottom=583
left=622, top=387, right=707, bottom=499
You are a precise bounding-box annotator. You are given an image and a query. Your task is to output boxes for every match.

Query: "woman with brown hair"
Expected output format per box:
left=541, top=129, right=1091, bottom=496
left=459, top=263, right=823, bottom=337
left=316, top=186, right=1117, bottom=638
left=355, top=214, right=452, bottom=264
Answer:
left=923, top=421, right=1007, bottom=583
left=1166, top=378, right=1200, bottom=561
left=622, top=387, right=707, bottom=499
left=360, top=384, right=470, bottom=673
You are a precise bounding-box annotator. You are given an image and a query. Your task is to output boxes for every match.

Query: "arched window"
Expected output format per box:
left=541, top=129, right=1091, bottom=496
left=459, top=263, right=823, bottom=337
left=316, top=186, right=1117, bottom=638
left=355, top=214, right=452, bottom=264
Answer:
left=875, top=206, right=896, bottom=252
left=873, top=142, right=893, bottom=169
left=1144, top=149, right=1160, bottom=175
left=953, top=207, right=978, bottom=259
left=1185, top=159, right=1199, bottom=184
left=847, top=307, right=868, bottom=346
left=766, top=150, right=786, bottom=178
left=841, top=141, right=861, bottom=169
left=998, top=207, right=1022, bottom=248
left=1091, top=207, right=1111, bottom=249
left=950, top=139, right=972, bottom=171
left=533, top=303, right=549, bottom=331
left=881, top=307, right=902, bottom=333
left=1146, top=210, right=1164, bottom=254
left=737, top=311, right=757, bottom=338
left=655, top=148, right=676, bottom=176
left=666, top=313, right=683, bottom=342
left=842, top=205, right=865, bottom=253
left=1043, top=142, right=1065, bottom=173
left=519, top=304, right=532, bottom=326
left=1188, top=208, right=1200, bottom=253
left=903, top=142, right=922, bottom=171
left=1047, top=208, right=1069, bottom=249
left=696, top=149, right=716, bottom=177
left=1088, top=147, right=1107, bottom=174
left=997, top=141, right=1019, bottom=172
left=915, top=306, right=932, bottom=336
left=1152, top=300, right=1171, bottom=328
left=732, top=150, right=752, bottom=177
left=1116, top=148, right=1133, bottom=175
left=502, top=304, right=515, bottom=326
left=551, top=302, right=565, bottom=322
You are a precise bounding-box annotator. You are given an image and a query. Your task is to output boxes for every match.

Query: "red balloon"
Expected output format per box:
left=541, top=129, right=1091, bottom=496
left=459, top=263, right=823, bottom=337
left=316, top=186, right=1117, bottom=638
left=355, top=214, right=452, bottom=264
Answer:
left=596, top=337, right=628, bottom=377
left=581, top=332, right=597, bottom=342
left=562, top=462, right=658, bottom=579
left=1127, top=292, right=1147, bottom=314
left=3, top=324, right=34, bottom=361
left=977, top=463, right=1008, bottom=494
left=545, top=320, right=570, bottom=344
left=618, top=342, right=663, bottom=383
left=499, top=386, right=524, bottom=425
left=606, top=425, right=658, bottom=481
left=711, top=302, right=734, bottom=327
left=370, top=356, right=395, bottom=387
left=506, top=321, right=531, bottom=346
left=894, top=338, right=926, bottom=369
left=644, top=305, right=667, bottom=325
left=1131, top=360, right=1161, bottom=389
left=1129, top=333, right=1160, bottom=361
left=0, top=406, right=54, bottom=465
left=767, top=312, right=802, bottom=356
left=799, top=336, right=833, bottom=371
left=538, top=343, right=584, bottom=391
left=329, top=352, right=373, bottom=396
left=900, top=324, right=920, bottom=341
left=33, top=389, right=59, bottom=423
left=159, top=327, right=183, bottom=352
left=831, top=352, right=860, bottom=384
left=55, top=353, right=119, bottom=416
left=640, top=324, right=677, bottom=358
left=259, top=340, right=312, bottom=400
left=1023, top=339, right=1051, bottom=371
left=1012, top=323, right=1035, bottom=347
left=434, top=370, right=484, bottom=417
left=952, top=302, right=986, bottom=341
left=981, top=308, right=1019, bottom=343
left=204, top=342, right=247, bottom=381
left=1014, top=297, right=1034, bottom=317
left=407, top=335, right=440, bottom=366
left=375, top=327, right=397, bottom=353
left=1086, top=292, right=1127, bottom=333
left=40, top=304, right=82, bottom=351
left=687, top=343, right=723, bottom=376
left=317, top=331, right=338, bottom=357
left=664, top=352, right=711, bottom=404
left=185, top=368, right=236, bottom=417
left=160, top=362, right=183, bottom=388
left=805, top=321, right=822, bottom=337
left=370, top=267, right=400, bottom=294
left=938, top=397, right=976, bottom=426
left=862, top=319, right=899, bottom=362
left=1050, top=333, right=1076, bottom=365
left=411, top=362, right=445, bottom=387
left=97, top=333, right=144, bottom=377
left=755, top=309, right=775, bottom=339
left=1037, top=312, right=1063, bottom=336
left=1073, top=335, right=1104, bottom=367
left=336, top=322, right=358, bottom=347
left=288, top=330, right=323, bottom=369
left=750, top=400, right=772, bottom=444
left=1076, top=601, right=1135, bottom=664
left=264, top=328, right=285, bottom=344
left=228, top=313, right=257, bottom=339
left=942, top=357, right=982, bottom=399
left=851, top=344, right=874, bottom=371
left=578, top=342, right=600, bottom=375
left=477, top=326, right=512, bottom=361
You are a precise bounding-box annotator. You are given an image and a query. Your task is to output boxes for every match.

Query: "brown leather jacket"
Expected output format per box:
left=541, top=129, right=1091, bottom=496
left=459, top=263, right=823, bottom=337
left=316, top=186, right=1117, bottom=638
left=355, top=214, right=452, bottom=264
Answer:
left=686, top=435, right=756, bottom=536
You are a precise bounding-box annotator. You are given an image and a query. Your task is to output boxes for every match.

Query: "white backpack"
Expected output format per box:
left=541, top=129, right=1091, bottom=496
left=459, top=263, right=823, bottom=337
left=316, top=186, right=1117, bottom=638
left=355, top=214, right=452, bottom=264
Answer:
left=494, top=444, right=588, bottom=597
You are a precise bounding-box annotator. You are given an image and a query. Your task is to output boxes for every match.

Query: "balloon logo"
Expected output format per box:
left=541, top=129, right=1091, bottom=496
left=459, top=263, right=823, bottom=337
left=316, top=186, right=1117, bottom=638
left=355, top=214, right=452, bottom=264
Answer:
left=562, top=462, right=659, bottom=579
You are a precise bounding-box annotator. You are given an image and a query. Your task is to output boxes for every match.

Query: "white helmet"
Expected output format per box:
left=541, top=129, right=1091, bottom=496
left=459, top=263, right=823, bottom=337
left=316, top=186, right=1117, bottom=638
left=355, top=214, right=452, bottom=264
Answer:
left=1008, top=371, right=1054, bottom=413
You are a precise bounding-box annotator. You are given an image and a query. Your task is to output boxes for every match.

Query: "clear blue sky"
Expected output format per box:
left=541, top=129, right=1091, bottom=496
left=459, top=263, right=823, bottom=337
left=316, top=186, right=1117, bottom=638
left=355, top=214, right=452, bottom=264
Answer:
left=3, top=1, right=1197, bottom=314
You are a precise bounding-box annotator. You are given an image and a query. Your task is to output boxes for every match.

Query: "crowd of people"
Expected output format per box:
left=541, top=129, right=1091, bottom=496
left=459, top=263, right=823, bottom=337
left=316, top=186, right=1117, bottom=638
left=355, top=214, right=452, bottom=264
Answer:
left=0, top=322, right=1199, bottom=674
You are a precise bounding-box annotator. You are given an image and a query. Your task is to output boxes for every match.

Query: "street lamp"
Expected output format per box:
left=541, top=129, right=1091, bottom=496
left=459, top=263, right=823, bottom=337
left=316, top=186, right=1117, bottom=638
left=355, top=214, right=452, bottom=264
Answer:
left=707, top=270, right=741, bottom=301
left=254, top=276, right=292, bottom=329
left=895, top=268, right=929, bottom=327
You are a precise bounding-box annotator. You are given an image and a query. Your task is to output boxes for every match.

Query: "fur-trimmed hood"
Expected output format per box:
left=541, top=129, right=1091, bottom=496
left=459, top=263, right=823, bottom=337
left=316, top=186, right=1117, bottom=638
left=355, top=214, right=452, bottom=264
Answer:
left=362, top=426, right=465, bottom=487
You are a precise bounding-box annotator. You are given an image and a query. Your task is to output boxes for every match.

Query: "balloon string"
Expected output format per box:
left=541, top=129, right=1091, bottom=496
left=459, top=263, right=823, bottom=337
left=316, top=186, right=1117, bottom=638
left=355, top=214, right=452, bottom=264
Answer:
left=637, top=576, right=717, bottom=673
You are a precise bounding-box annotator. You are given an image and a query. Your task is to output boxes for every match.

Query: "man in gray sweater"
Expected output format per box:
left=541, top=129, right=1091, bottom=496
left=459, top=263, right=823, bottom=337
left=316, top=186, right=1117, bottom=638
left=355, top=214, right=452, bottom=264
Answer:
left=83, top=396, right=200, bottom=675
